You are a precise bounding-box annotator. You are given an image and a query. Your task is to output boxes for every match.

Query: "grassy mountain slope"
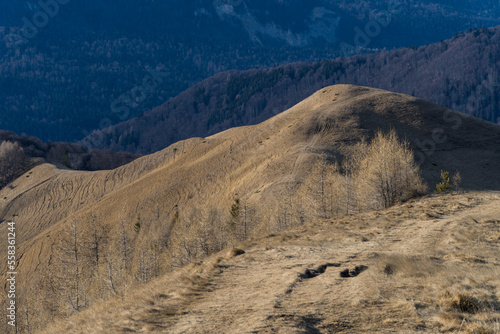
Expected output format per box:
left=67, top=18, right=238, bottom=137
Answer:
left=1, top=85, right=500, bottom=332
left=44, top=191, right=500, bottom=333
left=83, top=26, right=500, bottom=154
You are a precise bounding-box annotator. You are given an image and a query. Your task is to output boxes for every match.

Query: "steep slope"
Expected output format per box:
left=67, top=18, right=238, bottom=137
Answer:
left=43, top=191, right=500, bottom=333
left=6, top=85, right=500, bottom=240
left=83, top=26, right=500, bottom=154
left=1, top=85, right=500, bottom=332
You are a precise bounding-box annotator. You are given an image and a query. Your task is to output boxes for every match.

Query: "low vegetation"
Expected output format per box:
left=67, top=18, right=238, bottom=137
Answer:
left=436, top=170, right=463, bottom=193
left=439, top=291, right=480, bottom=314
left=436, top=170, right=453, bottom=193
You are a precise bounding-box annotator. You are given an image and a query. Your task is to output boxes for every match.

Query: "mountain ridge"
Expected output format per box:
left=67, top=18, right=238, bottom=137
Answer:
left=82, top=26, right=500, bottom=154
left=1, top=85, right=500, bottom=332
left=2, top=1, right=500, bottom=142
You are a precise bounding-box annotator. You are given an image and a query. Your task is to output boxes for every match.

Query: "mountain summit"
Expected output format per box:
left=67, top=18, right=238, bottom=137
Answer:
left=1, top=85, right=500, bottom=332
left=82, top=26, right=500, bottom=154
left=1, top=1, right=500, bottom=141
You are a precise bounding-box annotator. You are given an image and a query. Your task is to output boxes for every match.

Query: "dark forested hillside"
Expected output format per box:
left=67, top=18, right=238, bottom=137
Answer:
left=1, top=0, right=500, bottom=142
left=82, top=26, right=500, bottom=154
left=0, top=130, right=139, bottom=172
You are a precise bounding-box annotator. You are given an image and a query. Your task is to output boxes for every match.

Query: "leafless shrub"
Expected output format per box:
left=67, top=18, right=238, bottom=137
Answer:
left=0, top=140, right=27, bottom=188
left=452, top=171, right=463, bottom=192
left=354, top=129, right=427, bottom=210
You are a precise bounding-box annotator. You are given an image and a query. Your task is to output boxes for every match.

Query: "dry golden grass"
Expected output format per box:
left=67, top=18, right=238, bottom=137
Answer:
left=1, top=85, right=500, bottom=332
left=37, top=191, right=500, bottom=334
left=439, top=291, right=480, bottom=313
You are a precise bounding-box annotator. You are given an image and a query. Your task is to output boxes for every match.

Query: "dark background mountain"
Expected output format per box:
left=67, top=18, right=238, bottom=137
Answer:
left=81, top=26, right=500, bottom=154
left=1, top=0, right=500, bottom=142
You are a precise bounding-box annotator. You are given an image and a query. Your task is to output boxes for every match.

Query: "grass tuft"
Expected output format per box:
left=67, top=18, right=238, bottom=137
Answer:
left=440, top=291, right=480, bottom=313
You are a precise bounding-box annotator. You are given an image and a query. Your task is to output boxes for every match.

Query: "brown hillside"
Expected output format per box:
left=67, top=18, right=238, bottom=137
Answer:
left=1, top=85, right=500, bottom=332
left=44, top=191, right=500, bottom=333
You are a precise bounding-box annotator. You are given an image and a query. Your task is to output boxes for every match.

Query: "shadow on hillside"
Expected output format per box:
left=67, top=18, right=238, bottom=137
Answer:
left=298, top=315, right=322, bottom=334
left=298, top=315, right=354, bottom=333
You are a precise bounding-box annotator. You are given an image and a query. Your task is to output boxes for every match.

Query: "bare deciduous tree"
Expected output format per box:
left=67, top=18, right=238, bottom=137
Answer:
left=59, top=220, right=87, bottom=312
left=0, top=141, right=27, bottom=188
left=355, top=130, right=427, bottom=209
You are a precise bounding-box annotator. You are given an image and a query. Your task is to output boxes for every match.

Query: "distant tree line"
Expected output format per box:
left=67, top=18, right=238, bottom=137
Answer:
left=0, top=131, right=139, bottom=187
left=87, top=27, right=500, bottom=154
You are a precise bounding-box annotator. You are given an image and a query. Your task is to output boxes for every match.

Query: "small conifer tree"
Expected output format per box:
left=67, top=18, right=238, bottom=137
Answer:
left=435, top=170, right=452, bottom=193
left=229, top=198, right=240, bottom=227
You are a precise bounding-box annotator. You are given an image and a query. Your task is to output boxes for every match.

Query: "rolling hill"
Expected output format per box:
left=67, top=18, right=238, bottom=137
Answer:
left=82, top=26, right=500, bottom=154
left=1, top=85, right=500, bottom=333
